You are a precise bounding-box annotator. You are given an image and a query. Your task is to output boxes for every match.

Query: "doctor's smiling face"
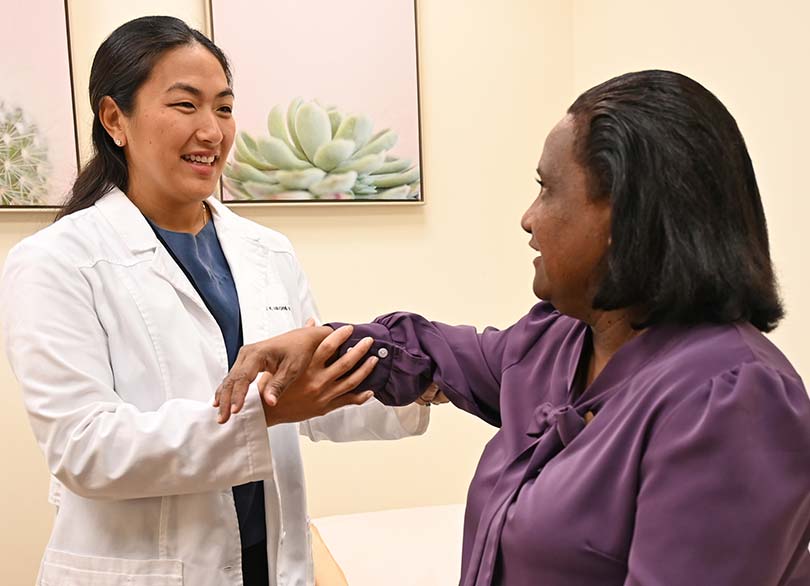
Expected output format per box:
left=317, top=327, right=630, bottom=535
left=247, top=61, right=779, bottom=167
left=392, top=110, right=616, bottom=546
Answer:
left=520, top=115, right=612, bottom=321
left=101, top=42, right=235, bottom=208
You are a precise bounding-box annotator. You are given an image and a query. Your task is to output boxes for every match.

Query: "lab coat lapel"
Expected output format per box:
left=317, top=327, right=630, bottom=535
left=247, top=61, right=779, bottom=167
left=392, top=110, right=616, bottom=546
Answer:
left=94, top=189, right=212, bottom=318
left=149, top=246, right=213, bottom=318
left=207, top=199, right=269, bottom=344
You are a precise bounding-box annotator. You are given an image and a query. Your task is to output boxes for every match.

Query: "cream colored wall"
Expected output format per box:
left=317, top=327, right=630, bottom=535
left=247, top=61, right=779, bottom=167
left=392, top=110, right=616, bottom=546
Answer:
left=4, top=0, right=808, bottom=582
left=571, top=0, right=810, bottom=381
left=0, top=0, right=573, bottom=582
left=294, top=0, right=573, bottom=518
left=0, top=213, right=54, bottom=583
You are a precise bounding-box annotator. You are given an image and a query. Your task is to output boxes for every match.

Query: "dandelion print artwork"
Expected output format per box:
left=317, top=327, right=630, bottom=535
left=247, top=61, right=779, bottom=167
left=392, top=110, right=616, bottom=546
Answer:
left=0, top=103, right=50, bottom=206
left=0, top=0, right=78, bottom=209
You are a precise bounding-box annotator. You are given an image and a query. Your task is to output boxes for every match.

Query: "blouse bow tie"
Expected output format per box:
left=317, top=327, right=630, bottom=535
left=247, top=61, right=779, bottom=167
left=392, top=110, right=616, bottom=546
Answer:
left=526, top=402, right=589, bottom=446
left=465, top=403, right=594, bottom=586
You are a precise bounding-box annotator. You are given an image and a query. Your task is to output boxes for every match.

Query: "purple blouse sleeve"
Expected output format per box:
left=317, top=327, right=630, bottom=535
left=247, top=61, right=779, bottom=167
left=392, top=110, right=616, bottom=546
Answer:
left=329, top=311, right=532, bottom=427
left=626, top=361, right=810, bottom=585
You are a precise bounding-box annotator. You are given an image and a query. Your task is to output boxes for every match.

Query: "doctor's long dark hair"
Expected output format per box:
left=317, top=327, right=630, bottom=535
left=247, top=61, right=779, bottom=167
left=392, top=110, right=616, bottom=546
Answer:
left=56, top=16, right=231, bottom=220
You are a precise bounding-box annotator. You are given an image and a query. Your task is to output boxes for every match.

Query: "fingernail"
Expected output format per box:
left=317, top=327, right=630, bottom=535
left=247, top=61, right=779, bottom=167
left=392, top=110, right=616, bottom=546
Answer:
left=370, top=356, right=379, bottom=365
left=231, top=404, right=239, bottom=414
left=361, top=336, right=373, bottom=345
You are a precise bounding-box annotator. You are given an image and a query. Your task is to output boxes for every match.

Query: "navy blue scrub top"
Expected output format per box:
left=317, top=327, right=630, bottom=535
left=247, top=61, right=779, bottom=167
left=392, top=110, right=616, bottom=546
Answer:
left=148, top=216, right=267, bottom=550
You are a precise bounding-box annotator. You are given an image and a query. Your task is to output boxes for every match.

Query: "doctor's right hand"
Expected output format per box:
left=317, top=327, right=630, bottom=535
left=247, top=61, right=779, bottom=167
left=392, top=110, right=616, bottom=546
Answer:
left=216, top=325, right=378, bottom=424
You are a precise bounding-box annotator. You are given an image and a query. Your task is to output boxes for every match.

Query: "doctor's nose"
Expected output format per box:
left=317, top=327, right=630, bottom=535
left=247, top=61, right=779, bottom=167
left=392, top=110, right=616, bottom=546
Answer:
left=196, top=112, right=224, bottom=145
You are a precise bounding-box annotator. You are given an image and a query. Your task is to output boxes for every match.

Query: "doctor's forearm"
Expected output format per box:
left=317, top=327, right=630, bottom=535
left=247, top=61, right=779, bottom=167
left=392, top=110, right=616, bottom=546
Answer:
left=41, top=392, right=272, bottom=500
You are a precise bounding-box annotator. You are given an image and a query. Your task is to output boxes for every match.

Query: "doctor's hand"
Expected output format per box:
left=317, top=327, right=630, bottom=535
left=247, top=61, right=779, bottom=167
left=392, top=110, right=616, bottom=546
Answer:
left=215, top=323, right=333, bottom=422
left=216, top=325, right=378, bottom=424
left=256, top=332, right=377, bottom=427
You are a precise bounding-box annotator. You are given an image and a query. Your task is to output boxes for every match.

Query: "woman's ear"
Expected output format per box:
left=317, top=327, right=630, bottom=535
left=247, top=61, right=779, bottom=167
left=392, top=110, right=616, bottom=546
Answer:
left=98, top=96, right=128, bottom=147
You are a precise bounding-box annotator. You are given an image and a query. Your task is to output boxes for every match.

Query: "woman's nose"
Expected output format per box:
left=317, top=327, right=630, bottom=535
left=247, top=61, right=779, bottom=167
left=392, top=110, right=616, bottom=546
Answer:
left=196, top=112, right=224, bottom=144
left=520, top=202, right=535, bottom=234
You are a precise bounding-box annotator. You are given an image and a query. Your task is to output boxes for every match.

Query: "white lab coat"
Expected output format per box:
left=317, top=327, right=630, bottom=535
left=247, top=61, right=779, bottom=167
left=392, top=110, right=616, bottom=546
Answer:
left=0, top=189, right=428, bottom=586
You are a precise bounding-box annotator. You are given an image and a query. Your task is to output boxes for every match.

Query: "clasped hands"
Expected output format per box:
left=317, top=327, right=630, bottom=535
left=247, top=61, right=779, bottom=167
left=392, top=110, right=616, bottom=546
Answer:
left=213, top=321, right=447, bottom=425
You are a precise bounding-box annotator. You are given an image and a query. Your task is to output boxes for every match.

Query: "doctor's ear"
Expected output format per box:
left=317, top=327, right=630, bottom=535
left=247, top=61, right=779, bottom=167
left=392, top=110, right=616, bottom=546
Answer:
left=98, top=96, right=128, bottom=148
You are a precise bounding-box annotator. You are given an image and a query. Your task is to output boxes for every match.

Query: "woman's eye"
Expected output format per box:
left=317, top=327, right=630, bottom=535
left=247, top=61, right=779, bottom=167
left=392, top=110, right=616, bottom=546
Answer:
left=218, top=105, right=233, bottom=114
left=172, top=102, right=195, bottom=110
left=535, top=178, right=551, bottom=199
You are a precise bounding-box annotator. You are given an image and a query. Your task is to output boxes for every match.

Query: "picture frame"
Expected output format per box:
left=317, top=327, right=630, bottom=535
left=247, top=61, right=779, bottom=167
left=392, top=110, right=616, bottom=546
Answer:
left=208, top=0, right=424, bottom=206
left=0, top=0, right=80, bottom=210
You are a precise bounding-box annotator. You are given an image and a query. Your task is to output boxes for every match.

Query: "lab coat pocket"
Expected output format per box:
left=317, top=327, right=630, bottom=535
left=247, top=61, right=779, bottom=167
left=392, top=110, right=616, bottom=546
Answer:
left=39, top=549, right=183, bottom=586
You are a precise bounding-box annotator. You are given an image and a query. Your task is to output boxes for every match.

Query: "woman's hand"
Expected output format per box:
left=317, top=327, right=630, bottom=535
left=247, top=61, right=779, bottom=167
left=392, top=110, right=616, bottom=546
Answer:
left=215, top=324, right=379, bottom=424
left=256, top=328, right=379, bottom=426
left=215, top=323, right=334, bottom=422
left=255, top=317, right=319, bottom=402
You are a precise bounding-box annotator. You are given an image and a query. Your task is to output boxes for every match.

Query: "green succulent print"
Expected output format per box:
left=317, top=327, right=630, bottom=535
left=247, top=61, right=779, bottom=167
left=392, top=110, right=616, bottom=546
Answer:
left=224, top=98, right=420, bottom=201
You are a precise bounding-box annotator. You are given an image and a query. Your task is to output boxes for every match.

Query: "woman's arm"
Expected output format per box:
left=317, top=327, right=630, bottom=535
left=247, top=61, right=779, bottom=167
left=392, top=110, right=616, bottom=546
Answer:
left=284, top=246, right=431, bottom=441
left=220, top=305, right=558, bottom=428
left=327, top=313, right=518, bottom=427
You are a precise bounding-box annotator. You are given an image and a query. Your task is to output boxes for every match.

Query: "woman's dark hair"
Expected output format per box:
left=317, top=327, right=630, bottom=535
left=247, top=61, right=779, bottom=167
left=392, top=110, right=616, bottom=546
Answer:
left=568, top=70, right=783, bottom=332
left=56, top=16, right=231, bottom=219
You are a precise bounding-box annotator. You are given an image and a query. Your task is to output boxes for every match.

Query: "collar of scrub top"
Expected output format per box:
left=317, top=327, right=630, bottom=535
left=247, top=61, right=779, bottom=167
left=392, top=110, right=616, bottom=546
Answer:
left=93, top=188, right=265, bottom=256
left=93, top=188, right=277, bottom=348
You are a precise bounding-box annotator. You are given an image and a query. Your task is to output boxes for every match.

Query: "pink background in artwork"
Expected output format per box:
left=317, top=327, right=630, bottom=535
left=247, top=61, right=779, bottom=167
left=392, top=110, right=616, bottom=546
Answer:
left=0, top=1, right=78, bottom=206
left=210, top=0, right=421, bottom=199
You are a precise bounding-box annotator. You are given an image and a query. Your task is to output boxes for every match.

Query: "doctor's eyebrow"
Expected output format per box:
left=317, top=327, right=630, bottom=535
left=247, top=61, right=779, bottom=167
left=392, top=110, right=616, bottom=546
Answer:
left=165, top=82, right=234, bottom=99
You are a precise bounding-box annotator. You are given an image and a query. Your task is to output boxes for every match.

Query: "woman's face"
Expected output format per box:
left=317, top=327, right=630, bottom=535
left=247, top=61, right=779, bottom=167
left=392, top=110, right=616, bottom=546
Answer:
left=120, top=43, right=235, bottom=206
left=521, top=115, right=612, bottom=320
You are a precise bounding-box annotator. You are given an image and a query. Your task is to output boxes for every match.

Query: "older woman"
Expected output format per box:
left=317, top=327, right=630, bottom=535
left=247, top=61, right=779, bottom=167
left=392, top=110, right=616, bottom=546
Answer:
left=218, top=70, right=810, bottom=585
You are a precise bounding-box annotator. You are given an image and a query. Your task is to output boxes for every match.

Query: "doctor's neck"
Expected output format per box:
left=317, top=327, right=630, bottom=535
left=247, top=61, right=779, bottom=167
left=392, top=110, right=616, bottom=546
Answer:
left=128, top=188, right=210, bottom=235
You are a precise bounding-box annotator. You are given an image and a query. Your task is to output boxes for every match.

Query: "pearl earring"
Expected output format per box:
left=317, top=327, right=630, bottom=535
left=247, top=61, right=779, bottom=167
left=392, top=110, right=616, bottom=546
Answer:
left=115, top=138, right=123, bottom=147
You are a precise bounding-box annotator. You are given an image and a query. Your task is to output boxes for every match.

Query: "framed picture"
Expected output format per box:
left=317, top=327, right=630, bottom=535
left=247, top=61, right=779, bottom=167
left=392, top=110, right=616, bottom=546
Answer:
left=0, top=0, right=79, bottom=209
left=209, top=0, right=423, bottom=204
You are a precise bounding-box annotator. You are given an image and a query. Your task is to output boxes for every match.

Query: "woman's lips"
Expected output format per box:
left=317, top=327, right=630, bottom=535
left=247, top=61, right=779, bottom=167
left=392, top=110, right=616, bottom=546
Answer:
left=183, top=157, right=217, bottom=177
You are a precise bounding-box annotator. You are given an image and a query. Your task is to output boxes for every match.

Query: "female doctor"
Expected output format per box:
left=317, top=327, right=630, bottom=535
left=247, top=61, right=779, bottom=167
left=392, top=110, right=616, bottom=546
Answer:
left=0, top=16, right=428, bottom=586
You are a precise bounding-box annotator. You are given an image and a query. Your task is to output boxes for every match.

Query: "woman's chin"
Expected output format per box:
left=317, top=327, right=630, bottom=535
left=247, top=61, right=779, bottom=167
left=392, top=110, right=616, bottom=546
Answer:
left=178, top=178, right=220, bottom=199
left=532, top=279, right=551, bottom=301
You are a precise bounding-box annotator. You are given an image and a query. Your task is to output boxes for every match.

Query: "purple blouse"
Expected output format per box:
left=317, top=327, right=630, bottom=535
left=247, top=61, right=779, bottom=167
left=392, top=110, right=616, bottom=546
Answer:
left=334, top=302, right=810, bottom=585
